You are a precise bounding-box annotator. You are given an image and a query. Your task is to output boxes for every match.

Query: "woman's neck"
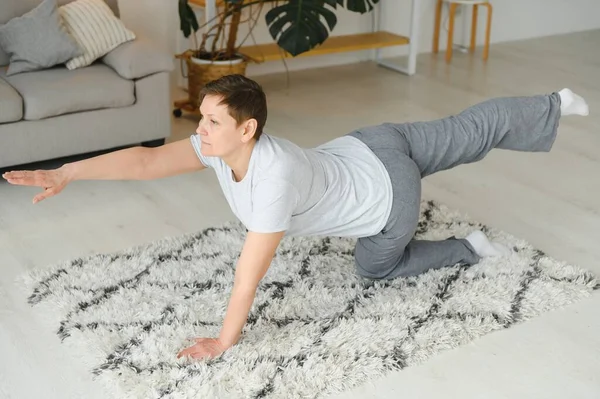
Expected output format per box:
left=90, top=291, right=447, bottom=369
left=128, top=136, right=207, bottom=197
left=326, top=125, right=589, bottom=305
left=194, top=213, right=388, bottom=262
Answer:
left=223, top=139, right=256, bottom=182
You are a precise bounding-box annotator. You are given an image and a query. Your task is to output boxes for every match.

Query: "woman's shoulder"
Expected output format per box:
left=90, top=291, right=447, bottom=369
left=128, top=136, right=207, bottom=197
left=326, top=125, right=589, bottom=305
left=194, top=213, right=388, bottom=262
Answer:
left=254, top=134, right=306, bottom=175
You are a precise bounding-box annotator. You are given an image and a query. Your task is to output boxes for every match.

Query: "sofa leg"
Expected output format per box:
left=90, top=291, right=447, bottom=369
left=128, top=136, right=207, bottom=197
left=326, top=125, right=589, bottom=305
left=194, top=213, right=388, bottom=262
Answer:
left=141, top=138, right=165, bottom=148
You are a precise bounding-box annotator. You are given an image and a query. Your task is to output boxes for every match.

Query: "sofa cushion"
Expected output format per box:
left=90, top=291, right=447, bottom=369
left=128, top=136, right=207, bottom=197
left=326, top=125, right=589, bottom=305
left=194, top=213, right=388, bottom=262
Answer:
left=102, top=35, right=174, bottom=80
left=0, top=75, right=23, bottom=123
left=0, top=63, right=134, bottom=121
left=59, top=0, right=135, bottom=70
left=0, top=0, right=120, bottom=67
left=0, top=0, right=82, bottom=76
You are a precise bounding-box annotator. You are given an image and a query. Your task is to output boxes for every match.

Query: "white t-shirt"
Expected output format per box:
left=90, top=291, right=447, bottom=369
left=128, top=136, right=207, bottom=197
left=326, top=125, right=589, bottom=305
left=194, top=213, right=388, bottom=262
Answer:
left=190, top=133, right=393, bottom=238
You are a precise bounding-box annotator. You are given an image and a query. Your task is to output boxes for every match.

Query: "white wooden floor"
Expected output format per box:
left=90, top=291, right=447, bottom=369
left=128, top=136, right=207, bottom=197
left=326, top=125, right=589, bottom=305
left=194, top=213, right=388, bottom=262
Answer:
left=1, top=30, right=599, bottom=399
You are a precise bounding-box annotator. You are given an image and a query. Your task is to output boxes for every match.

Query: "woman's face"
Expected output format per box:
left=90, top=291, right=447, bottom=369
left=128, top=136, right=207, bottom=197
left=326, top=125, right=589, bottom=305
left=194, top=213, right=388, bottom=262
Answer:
left=195, top=94, right=247, bottom=158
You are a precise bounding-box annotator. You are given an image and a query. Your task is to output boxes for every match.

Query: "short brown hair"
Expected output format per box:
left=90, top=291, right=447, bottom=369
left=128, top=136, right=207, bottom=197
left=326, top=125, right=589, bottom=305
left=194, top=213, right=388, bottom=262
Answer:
left=199, top=74, right=268, bottom=139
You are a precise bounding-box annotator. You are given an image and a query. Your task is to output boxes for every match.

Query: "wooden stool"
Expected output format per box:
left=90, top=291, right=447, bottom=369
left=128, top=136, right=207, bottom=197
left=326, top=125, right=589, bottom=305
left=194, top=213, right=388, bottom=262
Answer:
left=432, top=0, right=493, bottom=63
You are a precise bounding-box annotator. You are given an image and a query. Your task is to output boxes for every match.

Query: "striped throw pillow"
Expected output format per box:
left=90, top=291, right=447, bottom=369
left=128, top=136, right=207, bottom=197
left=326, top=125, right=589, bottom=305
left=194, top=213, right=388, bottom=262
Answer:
left=59, top=0, right=135, bottom=70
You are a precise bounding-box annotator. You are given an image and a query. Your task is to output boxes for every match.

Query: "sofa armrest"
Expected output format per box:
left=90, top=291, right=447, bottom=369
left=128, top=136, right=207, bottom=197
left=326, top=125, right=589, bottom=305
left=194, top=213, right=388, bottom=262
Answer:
left=102, top=36, right=174, bottom=80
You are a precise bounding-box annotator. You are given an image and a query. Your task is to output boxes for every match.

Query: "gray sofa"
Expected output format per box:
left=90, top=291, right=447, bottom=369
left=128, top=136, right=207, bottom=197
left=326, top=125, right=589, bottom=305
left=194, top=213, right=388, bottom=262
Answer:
left=0, top=0, right=174, bottom=169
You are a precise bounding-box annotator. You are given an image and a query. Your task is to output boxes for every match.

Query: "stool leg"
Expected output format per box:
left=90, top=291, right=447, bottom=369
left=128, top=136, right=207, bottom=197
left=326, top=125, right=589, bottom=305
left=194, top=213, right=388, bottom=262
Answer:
left=483, top=2, right=492, bottom=61
left=470, top=4, right=478, bottom=53
left=433, top=0, right=443, bottom=53
left=446, top=3, right=458, bottom=63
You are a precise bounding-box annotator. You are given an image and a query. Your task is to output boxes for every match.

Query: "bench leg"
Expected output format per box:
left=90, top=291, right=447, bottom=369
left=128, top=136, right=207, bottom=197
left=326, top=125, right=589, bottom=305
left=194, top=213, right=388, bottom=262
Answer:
left=446, top=3, right=459, bottom=63
left=470, top=4, right=478, bottom=53
left=433, top=0, right=443, bottom=53
left=483, top=2, right=493, bottom=61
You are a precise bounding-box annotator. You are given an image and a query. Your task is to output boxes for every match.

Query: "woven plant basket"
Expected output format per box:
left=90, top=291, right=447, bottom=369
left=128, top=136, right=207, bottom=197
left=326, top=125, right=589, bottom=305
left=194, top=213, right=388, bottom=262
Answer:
left=180, top=50, right=248, bottom=109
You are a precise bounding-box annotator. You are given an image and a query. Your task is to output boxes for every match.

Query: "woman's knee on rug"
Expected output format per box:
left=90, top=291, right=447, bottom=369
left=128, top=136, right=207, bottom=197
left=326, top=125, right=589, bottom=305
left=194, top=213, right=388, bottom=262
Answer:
left=353, top=233, right=413, bottom=280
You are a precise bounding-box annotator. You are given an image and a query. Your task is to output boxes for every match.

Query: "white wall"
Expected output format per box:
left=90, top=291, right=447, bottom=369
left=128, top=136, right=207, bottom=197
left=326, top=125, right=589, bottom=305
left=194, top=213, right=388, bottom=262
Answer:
left=117, top=0, right=178, bottom=86
left=118, top=0, right=176, bottom=53
left=116, top=0, right=600, bottom=82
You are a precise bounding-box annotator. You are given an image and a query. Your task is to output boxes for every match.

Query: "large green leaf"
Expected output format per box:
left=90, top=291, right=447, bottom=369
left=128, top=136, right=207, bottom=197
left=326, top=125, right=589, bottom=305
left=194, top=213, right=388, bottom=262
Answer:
left=178, top=0, right=199, bottom=38
left=265, top=0, right=338, bottom=56
left=336, top=0, right=380, bottom=13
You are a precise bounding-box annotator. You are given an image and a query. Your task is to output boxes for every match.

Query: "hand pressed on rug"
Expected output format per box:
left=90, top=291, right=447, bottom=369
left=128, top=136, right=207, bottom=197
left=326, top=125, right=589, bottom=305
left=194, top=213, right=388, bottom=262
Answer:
left=177, top=337, right=227, bottom=360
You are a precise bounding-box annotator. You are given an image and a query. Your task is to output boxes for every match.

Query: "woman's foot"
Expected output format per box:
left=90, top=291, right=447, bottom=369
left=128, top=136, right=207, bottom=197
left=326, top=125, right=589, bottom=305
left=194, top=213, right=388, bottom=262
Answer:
left=559, top=88, right=589, bottom=116
left=466, top=230, right=512, bottom=258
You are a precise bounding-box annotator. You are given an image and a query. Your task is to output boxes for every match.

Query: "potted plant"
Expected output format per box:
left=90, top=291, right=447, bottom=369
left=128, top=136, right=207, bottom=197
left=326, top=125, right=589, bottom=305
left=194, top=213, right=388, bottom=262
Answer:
left=174, top=0, right=380, bottom=115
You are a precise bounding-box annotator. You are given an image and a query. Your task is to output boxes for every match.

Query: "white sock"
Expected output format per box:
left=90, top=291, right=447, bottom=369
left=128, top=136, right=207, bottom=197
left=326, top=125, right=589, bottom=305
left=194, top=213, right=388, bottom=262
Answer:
left=559, top=88, right=589, bottom=116
left=465, top=230, right=512, bottom=258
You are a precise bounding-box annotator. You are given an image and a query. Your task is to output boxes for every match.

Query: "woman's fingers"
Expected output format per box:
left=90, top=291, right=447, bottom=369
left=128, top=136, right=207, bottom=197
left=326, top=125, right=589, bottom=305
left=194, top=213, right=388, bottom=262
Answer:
left=3, top=171, right=49, bottom=187
left=3, top=171, right=28, bottom=182
left=4, top=178, right=35, bottom=186
left=3, top=170, right=36, bottom=179
left=33, top=187, right=57, bottom=204
left=2, top=171, right=23, bottom=179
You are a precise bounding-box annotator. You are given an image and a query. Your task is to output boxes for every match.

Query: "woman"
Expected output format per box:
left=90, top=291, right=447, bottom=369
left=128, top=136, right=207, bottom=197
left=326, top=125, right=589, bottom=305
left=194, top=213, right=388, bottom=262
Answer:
left=2, top=74, right=589, bottom=360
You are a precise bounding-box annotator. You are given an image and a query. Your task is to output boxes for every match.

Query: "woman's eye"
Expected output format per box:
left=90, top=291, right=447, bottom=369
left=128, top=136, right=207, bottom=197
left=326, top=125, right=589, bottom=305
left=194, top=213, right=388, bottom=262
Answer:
left=211, top=119, right=218, bottom=125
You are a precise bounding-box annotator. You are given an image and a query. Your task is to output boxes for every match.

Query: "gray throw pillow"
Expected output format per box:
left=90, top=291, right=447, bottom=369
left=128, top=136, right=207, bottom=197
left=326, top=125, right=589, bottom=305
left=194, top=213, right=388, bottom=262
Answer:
left=0, top=0, right=82, bottom=76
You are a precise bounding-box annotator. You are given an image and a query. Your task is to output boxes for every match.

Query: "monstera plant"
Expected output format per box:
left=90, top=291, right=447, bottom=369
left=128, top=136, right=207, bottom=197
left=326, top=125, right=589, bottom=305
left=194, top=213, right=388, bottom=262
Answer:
left=178, top=0, right=381, bottom=62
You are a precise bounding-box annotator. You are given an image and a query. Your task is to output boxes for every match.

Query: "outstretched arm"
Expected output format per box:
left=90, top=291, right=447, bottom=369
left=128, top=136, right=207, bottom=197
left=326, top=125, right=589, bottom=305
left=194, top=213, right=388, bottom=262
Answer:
left=3, top=138, right=205, bottom=203
left=177, top=230, right=285, bottom=359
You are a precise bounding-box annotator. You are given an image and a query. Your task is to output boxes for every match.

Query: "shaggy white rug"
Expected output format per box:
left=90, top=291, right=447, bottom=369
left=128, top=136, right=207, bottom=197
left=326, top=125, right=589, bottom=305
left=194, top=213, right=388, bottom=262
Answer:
left=22, top=200, right=597, bottom=399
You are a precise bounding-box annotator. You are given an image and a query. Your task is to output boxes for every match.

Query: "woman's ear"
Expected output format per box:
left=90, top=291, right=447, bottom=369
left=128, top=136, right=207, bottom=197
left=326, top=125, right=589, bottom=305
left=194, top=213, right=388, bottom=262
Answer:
left=241, top=119, right=258, bottom=142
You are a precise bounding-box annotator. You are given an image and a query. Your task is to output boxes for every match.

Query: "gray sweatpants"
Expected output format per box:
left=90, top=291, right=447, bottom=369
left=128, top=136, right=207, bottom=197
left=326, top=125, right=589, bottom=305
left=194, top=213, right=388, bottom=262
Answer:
left=348, top=92, right=562, bottom=280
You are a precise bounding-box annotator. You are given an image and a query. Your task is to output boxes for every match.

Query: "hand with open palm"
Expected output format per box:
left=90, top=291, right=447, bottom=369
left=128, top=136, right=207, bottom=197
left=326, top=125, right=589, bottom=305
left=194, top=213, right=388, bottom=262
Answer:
left=177, top=337, right=227, bottom=360
left=2, top=168, right=71, bottom=204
